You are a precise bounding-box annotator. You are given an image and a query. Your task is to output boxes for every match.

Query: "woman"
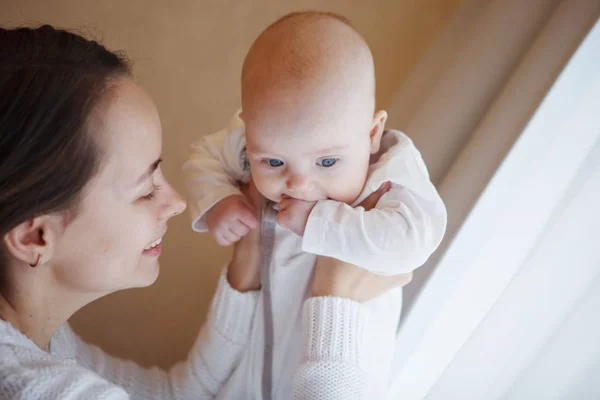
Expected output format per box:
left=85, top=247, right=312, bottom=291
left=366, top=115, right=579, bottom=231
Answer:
left=0, top=25, right=409, bottom=399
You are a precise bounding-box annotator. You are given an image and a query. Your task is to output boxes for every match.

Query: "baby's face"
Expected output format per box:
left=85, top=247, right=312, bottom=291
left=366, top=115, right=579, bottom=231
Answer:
left=244, top=106, right=374, bottom=204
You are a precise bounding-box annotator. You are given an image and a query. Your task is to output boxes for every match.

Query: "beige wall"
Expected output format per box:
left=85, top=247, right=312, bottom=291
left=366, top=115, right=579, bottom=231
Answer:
left=0, top=0, right=461, bottom=368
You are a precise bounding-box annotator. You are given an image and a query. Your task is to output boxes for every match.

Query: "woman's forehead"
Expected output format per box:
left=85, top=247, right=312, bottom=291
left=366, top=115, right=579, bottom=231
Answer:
left=94, top=79, right=162, bottom=189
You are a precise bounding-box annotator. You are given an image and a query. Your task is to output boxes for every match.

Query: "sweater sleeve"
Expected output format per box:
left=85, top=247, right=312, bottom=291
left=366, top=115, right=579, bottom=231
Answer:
left=0, top=353, right=130, bottom=400
left=292, top=297, right=369, bottom=399
left=302, top=133, right=447, bottom=275
left=182, top=110, right=250, bottom=232
left=292, top=290, right=402, bottom=400
left=54, top=269, right=259, bottom=399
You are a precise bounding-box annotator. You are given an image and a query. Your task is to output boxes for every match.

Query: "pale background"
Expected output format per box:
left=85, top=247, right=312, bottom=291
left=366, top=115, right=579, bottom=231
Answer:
left=0, top=0, right=462, bottom=368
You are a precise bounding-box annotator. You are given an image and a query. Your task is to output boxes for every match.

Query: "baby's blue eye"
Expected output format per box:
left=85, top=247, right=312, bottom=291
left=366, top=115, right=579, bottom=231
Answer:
left=266, top=159, right=284, bottom=167
left=317, top=158, right=338, bottom=167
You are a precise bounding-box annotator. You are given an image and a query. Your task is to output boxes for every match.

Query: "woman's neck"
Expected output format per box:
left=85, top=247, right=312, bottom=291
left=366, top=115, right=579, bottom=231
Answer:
left=0, top=270, right=90, bottom=351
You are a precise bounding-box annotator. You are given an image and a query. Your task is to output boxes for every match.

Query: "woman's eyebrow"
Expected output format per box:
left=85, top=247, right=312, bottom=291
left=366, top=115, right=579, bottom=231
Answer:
left=132, top=158, right=162, bottom=188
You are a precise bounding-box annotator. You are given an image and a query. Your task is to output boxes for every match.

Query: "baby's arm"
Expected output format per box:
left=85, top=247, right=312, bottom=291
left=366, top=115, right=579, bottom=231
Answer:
left=183, top=111, right=256, bottom=245
left=301, top=138, right=447, bottom=275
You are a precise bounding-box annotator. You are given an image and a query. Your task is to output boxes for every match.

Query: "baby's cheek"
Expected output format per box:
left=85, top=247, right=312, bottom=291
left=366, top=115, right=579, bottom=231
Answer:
left=254, top=174, right=280, bottom=198
left=325, top=175, right=364, bottom=204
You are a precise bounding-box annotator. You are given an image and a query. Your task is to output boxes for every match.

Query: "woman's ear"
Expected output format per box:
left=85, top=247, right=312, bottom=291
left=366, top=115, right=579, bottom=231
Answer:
left=3, top=215, right=63, bottom=267
left=369, top=110, right=388, bottom=154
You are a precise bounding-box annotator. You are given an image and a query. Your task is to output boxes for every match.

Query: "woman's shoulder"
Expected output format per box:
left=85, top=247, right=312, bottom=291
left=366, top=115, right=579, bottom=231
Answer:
left=0, top=320, right=129, bottom=399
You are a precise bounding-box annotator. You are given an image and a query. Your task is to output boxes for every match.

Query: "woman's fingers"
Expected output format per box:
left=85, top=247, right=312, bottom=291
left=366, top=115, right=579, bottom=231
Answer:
left=358, top=181, right=391, bottom=211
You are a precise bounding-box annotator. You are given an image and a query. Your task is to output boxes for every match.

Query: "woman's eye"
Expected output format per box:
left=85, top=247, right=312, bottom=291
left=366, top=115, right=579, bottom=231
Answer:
left=317, top=158, right=338, bottom=167
left=141, top=184, right=161, bottom=201
left=264, top=159, right=284, bottom=167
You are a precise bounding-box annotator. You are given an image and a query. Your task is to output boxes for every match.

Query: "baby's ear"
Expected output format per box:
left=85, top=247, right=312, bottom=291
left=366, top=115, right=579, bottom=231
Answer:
left=369, top=110, right=388, bottom=154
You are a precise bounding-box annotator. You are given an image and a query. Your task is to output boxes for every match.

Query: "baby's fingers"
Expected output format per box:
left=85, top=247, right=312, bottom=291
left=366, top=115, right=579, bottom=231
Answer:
left=237, top=208, right=259, bottom=230
left=276, top=209, right=291, bottom=230
left=230, top=221, right=251, bottom=237
left=214, top=231, right=234, bottom=247
left=222, top=229, right=242, bottom=245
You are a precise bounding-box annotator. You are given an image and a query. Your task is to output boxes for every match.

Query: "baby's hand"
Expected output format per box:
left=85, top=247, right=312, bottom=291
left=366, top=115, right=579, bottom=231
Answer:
left=207, top=195, right=259, bottom=246
left=277, top=198, right=317, bottom=237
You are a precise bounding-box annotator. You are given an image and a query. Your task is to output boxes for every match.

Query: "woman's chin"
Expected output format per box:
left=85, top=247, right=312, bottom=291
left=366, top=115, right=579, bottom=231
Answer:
left=131, top=259, right=161, bottom=288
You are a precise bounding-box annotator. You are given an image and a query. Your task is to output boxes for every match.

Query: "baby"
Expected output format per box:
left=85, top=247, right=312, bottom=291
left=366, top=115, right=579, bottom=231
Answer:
left=185, top=12, right=446, bottom=275
left=184, top=11, right=447, bottom=397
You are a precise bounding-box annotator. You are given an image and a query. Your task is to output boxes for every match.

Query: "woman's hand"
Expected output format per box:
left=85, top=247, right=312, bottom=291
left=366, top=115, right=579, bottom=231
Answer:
left=226, top=179, right=265, bottom=292
left=311, top=182, right=413, bottom=302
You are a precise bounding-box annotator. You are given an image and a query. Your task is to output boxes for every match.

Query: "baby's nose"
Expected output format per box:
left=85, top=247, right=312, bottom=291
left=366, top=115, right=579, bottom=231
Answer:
left=286, top=174, right=311, bottom=192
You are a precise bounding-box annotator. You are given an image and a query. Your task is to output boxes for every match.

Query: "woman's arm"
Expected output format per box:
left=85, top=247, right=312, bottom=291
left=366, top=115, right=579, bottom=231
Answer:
left=54, top=266, right=259, bottom=399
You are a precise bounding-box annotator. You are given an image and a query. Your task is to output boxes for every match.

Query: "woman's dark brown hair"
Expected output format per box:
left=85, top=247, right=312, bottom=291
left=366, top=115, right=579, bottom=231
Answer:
left=0, top=25, right=131, bottom=267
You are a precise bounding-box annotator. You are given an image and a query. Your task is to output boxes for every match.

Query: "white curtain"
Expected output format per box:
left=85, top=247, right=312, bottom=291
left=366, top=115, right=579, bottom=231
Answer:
left=385, top=0, right=600, bottom=398
left=387, top=0, right=600, bottom=319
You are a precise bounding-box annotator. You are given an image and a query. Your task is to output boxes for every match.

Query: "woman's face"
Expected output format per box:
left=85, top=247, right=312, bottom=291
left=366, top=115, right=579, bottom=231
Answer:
left=49, top=78, right=186, bottom=294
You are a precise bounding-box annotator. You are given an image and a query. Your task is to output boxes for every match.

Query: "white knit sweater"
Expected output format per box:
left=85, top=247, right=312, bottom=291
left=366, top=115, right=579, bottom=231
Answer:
left=0, top=270, right=371, bottom=399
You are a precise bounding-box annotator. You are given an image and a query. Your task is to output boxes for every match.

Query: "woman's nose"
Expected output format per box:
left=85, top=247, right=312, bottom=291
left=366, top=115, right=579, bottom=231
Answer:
left=160, top=185, right=187, bottom=220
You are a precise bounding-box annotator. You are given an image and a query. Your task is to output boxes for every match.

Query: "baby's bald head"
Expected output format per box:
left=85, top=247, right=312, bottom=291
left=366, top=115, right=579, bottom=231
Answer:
left=241, top=12, right=376, bottom=125
left=241, top=12, right=388, bottom=206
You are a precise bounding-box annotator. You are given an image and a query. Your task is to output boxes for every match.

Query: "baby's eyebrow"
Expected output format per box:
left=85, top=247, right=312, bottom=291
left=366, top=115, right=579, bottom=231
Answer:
left=313, top=145, right=347, bottom=155
left=247, top=151, right=278, bottom=158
